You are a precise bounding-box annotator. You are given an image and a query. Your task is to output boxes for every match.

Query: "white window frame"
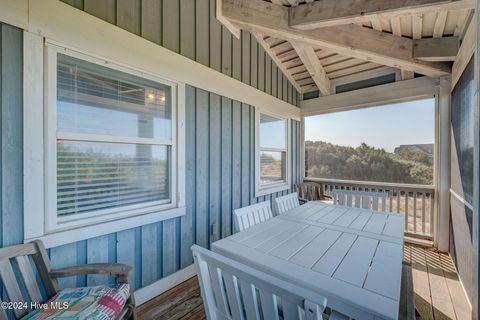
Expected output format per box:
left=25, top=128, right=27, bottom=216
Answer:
left=24, top=39, right=186, bottom=248
left=255, top=109, right=291, bottom=197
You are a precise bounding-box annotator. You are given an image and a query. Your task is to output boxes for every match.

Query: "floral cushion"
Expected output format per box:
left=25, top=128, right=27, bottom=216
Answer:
left=21, top=284, right=130, bottom=320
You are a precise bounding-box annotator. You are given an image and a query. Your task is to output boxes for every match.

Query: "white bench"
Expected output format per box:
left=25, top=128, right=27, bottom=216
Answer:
left=192, top=244, right=330, bottom=320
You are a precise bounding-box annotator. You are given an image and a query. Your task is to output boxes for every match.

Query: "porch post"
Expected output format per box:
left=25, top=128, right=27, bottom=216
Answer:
left=473, top=0, right=480, bottom=317
left=436, top=76, right=451, bottom=252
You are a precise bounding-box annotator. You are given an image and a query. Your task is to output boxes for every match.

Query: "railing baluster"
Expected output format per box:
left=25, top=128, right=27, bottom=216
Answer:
left=413, top=192, right=417, bottom=234
left=405, top=192, right=409, bottom=232
left=422, top=193, right=426, bottom=234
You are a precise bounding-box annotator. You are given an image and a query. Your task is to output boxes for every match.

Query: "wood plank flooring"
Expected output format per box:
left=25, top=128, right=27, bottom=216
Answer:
left=137, top=244, right=471, bottom=320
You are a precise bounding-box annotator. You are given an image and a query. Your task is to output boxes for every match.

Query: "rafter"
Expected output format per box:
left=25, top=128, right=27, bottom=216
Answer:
left=217, top=0, right=451, bottom=78
left=290, top=41, right=331, bottom=95
left=253, top=33, right=304, bottom=93
left=289, top=0, right=474, bottom=30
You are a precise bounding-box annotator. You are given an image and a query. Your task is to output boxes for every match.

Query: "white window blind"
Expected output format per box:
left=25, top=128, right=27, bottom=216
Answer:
left=56, top=54, right=173, bottom=218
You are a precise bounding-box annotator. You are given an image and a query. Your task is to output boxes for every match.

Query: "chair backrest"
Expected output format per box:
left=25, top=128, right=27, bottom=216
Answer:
left=191, top=245, right=327, bottom=320
left=332, top=189, right=388, bottom=211
left=295, top=182, right=325, bottom=202
left=233, top=201, right=273, bottom=232
left=0, top=241, right=59, bottom=319
left=274, top=192, right=300, bottom=215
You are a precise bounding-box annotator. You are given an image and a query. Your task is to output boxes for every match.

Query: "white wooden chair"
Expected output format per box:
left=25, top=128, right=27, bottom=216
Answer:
left=191, top=245, right=329, bottom=320
left=274, top=192, right=300, bottom=215
left=332, top=189, right=388, bottom=211
left=233, top=201, right=273, bottom=232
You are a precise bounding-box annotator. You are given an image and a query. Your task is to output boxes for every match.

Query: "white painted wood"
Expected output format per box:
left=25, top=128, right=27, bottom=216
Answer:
left=212, top=202, right=405, bottom=319
left=0, top=0, right=28, bottom=29
left=24, top=38, right=187, bottom=248
left=233, top=201, right=273, bottom=232
left=23, top=31, right=45, bottom=240
left=24, top=0, right=301, bottom=120
left=333, top=190, right=388, bottom=211
left=435, top=76, right=451, bottom=252
left=255, top=109, right=292, bottom=197
left=274, top=192, right=300, bottom=215
left=28, top=207, right=186, bottom=249
left=134, top=264, right=196, bottom=306
left=300, top=76, right=440, bottom=116
left=192, top=245, right=328, bottom=320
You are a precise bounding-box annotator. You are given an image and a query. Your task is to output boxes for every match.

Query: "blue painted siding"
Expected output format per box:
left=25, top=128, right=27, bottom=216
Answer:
left=0, top=20, right=302, bottom=294
left=49, top=87, right=301, bottom=291
left=60, top=0, right=299, bottom=106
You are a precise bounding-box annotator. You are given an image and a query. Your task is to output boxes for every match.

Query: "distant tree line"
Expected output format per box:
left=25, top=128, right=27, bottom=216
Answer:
left=305, top=141, right=433, bottom=185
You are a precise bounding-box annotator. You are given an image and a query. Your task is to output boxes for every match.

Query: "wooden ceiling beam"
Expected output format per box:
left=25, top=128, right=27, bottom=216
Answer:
left=290, top=41, right=331, bottom=95
left=253, top=33, right=304, bottom=93
left=413, top=37, right=459, bottom=61
left=218, top=0, right=451, bottom=78
left=289, top=0, right=474, bottom=30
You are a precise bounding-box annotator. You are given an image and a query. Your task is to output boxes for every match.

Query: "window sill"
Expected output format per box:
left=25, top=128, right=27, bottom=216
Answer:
left=256, top=183, right=290, bottom=197
left=24, top=206, right=186, bottom=249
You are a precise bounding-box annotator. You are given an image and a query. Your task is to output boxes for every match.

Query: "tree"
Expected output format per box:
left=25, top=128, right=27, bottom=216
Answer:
left=305, top=141, right=433, bottom=185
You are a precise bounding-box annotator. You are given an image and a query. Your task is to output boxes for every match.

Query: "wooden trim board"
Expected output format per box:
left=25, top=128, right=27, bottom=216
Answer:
left=135, top=264, right=197, bottom=306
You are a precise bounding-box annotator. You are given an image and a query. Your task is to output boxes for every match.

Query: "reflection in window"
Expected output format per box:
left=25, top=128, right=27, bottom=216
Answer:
left=259, top=114, right=287, bottom=188
left=451, top=59, right=474, bottom=205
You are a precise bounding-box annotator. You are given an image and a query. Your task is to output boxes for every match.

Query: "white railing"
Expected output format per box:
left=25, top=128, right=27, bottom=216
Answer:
left=305, top=178, right=435, bottom=240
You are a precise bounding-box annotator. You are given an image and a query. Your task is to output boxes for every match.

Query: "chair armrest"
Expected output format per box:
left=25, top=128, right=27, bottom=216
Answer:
left=50, top=263, right=132, bottom=283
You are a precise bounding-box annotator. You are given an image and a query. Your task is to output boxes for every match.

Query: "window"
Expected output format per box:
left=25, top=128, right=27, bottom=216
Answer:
left=304, top=99, right=435, bottom=185
left=256, top=112, right=290, bottom=196
left=39, top=45, right=185, bottom=237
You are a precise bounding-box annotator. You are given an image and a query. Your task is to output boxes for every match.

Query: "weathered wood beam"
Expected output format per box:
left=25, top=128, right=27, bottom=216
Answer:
left=452, top=16, right=476, bottom=88
left=289, top=0, right=474, bottom=30
left=300, top=77, right=440, bottom=116
left=413, top=37, right=459, bottom=62
left=290, top=41, right=331, bottom=95
left=218, top=0, right=451, bottom=78
left=253, top=33, right=304, bottom=93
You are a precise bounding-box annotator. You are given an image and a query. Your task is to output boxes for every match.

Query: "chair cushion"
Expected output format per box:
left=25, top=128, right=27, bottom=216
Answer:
left=22, top=283, right=130, bottom=320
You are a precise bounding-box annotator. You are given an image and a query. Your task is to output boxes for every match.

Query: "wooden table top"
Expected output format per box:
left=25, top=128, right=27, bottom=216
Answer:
left=212, top=202, right=405, bottom=320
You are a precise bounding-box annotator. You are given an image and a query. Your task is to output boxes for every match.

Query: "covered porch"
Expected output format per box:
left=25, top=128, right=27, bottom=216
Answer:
left=0, top=0, right=478, bottom=319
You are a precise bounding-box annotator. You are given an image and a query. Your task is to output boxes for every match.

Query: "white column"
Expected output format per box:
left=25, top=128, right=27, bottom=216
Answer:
left=435, top=76, right=451, bottom=252
left=472, top=0, right=480, bottom=317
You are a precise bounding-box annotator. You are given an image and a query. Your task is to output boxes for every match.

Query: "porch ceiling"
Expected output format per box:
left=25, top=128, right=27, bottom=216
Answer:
left=217, top=0, right=474, bottom=95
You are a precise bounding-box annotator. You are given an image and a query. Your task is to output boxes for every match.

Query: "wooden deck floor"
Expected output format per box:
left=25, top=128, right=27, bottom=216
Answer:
left=137, top=244, right=471, bottom=320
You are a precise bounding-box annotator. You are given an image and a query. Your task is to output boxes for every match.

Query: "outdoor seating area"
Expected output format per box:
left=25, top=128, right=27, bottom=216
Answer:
left=0, top=0, right=478, bottom=319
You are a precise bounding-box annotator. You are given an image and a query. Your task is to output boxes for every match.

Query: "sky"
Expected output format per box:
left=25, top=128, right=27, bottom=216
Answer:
left=304, top=98, right=435, bottom=152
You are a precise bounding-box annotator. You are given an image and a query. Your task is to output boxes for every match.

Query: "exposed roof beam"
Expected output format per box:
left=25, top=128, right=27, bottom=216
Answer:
left=218, top=0, right=451, bottom=78
left=289, top=0, right=474, bottom=30
left=252, top=33, right=304, bottom=93
left=414, top=37, right=459, bottom=61
left=452, top=16, right=476, bottom=88
left=290, top=41, right=331, bottom=95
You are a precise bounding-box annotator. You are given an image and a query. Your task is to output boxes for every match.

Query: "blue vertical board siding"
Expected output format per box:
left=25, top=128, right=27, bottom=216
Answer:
left=62, top=0, right=299, bottom=105
left=0, top=24, right=23, bottom=249
left=0, top=0, right=303, bottom=296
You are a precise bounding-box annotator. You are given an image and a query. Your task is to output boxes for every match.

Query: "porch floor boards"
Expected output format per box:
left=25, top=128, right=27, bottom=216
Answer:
left=137, top=244, right=470, bottom=320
